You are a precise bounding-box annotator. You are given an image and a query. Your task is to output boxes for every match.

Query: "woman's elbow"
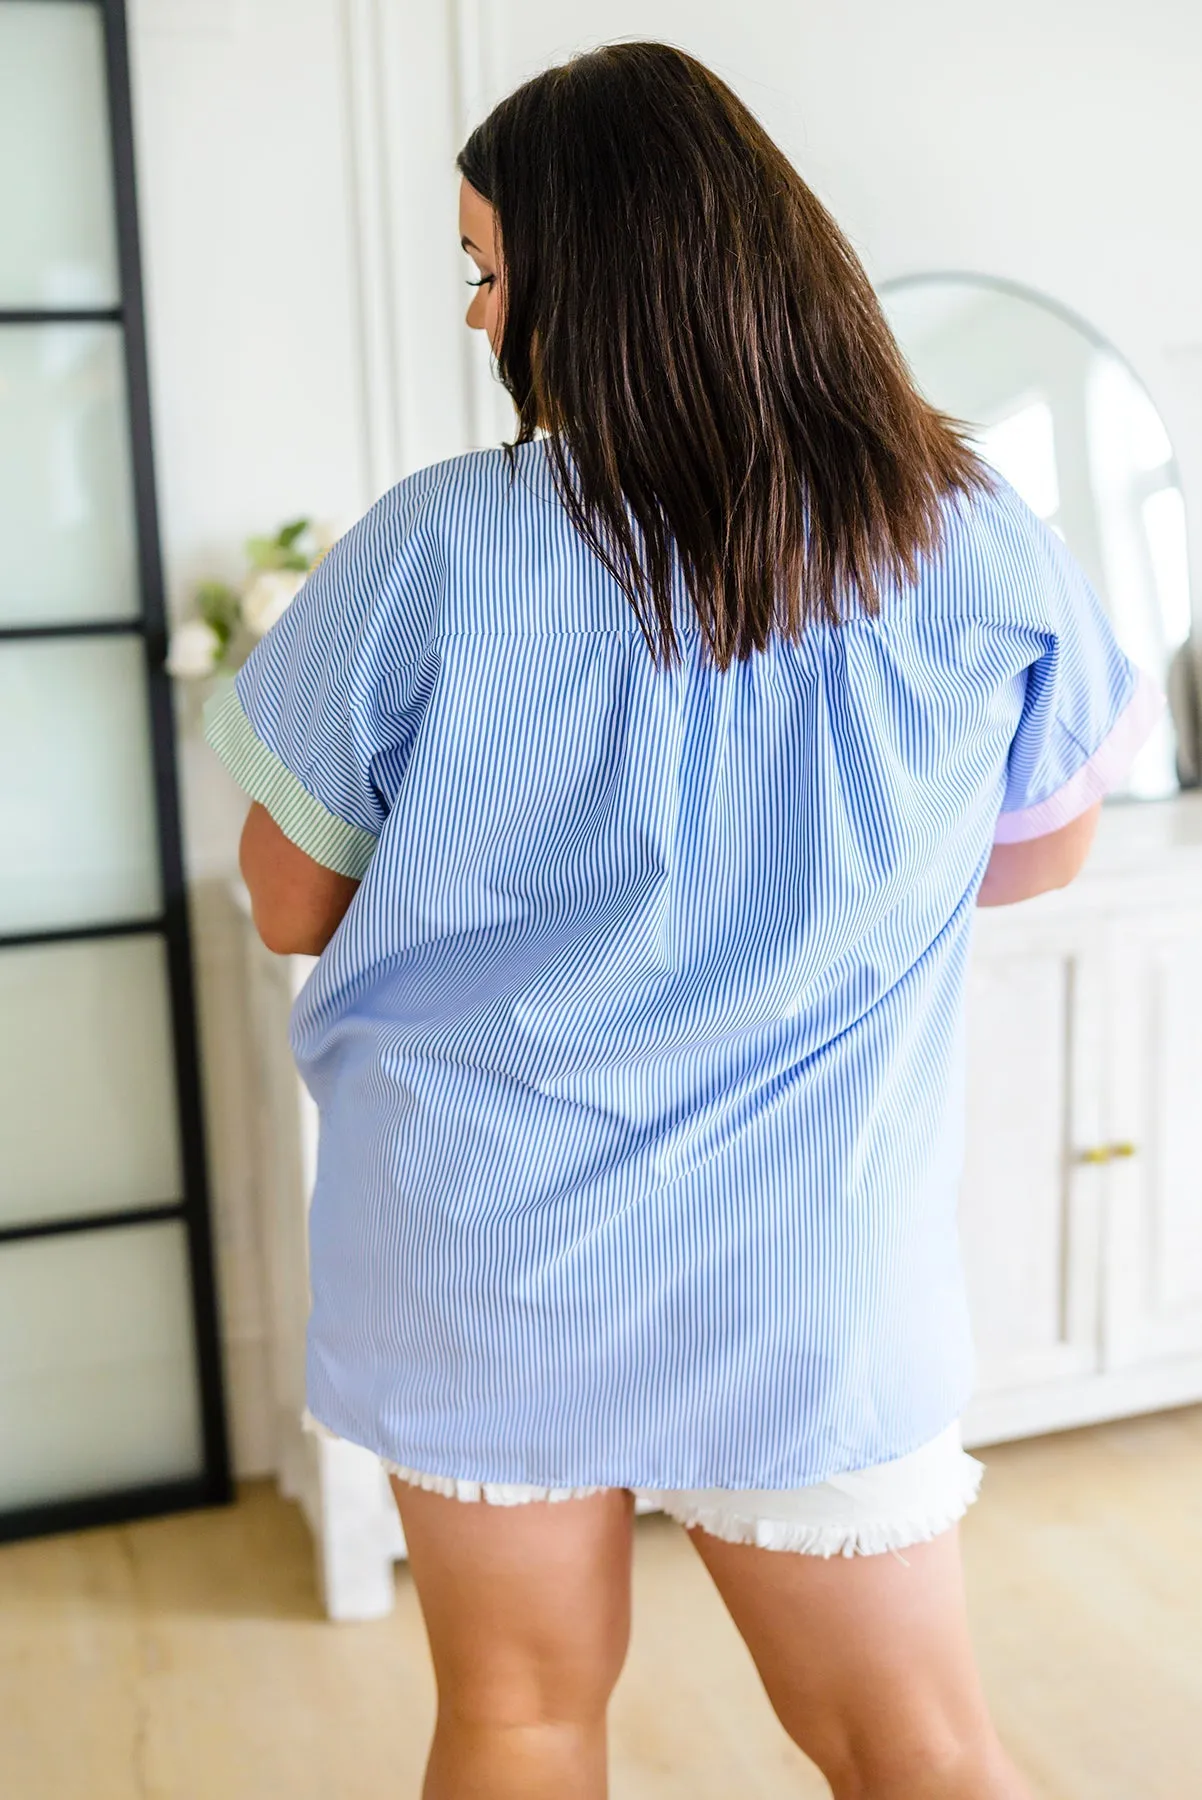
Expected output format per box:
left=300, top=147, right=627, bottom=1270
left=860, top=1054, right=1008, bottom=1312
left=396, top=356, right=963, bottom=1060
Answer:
left=238, top=803, right=358, bottom=955
left=977, top=803, right=1102, bottom=908
left=977, top=859, right=1078, bottom=908
left=249, top=902, right=331, bottom=958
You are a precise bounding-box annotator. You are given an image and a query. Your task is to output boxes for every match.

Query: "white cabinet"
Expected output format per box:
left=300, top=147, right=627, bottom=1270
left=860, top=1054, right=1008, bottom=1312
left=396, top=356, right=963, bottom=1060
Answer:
left=959, top=919, right=1106, bottom=1401
left=237, top=795, right=1202, bottom=1615
left=1104, top=911, right=1202, bottom=1370
left=961, top=799, right=1202, bottom=1448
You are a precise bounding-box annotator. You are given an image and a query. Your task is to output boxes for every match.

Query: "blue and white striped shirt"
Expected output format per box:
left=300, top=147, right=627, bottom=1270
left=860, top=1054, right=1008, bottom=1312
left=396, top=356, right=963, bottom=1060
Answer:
left=206, top=440, right=1155, bottom=1487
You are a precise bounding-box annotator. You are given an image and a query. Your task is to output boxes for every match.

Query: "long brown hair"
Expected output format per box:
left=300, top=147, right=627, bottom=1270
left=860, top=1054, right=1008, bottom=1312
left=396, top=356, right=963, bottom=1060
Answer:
left=458, top=42, right=987, bottom=670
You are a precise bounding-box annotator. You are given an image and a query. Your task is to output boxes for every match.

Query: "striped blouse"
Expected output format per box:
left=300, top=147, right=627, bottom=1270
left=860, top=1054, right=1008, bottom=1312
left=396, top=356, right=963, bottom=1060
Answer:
left=206, top=441, right=1158, bottom=1488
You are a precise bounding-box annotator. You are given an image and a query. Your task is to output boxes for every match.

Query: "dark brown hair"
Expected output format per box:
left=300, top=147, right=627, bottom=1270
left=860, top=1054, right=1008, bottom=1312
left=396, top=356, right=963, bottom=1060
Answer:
left=458, top=42, right=987, bottom=670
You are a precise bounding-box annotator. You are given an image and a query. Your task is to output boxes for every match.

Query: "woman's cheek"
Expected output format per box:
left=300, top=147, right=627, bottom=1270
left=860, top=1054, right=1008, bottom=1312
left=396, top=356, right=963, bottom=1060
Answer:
left=487, top=292, right=504, bottom=355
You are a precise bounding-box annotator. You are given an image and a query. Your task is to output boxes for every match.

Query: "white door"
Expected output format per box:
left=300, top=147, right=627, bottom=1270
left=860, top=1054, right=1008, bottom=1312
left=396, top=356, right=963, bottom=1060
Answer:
left=1103, top=909, right=1202, bottom=1368
left=958, top=913, right=1107, bottom=1399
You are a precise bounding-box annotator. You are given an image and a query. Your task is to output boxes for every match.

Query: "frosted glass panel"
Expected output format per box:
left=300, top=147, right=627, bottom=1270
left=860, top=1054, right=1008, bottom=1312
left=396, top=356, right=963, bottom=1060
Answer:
left=0, top=1223, right=203, bottom=1510
left=0, top=936, right=182, bottom=1230
left=0, top=636, right=161, bottom=934
left=0, top=324, right=138, bottom=626
left=0, top=3, right=119, bottom=307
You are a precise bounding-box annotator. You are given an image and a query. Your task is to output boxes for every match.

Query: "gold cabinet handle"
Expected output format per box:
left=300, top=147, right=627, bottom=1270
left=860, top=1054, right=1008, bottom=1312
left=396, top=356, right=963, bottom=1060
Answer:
left=1076, top=1142, right=1137, bottom=1165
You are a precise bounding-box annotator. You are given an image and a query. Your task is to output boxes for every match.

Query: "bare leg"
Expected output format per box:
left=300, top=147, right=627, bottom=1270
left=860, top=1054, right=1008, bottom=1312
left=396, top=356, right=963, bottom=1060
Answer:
left=390, top=1479, right=634, bottom=1800
left=690, top=1523, right=1032, bottom=1800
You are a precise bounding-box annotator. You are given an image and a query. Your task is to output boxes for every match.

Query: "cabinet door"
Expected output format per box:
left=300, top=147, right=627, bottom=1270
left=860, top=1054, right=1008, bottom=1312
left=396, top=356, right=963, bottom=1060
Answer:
left=1104, top=912, right=1202, bottom=1367
left=959, top=921, right=1106, bottom=1395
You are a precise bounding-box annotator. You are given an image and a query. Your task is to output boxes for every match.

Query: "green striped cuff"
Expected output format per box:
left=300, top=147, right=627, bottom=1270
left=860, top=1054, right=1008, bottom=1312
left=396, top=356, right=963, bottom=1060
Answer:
left=203, top=681, right=378, bottom=880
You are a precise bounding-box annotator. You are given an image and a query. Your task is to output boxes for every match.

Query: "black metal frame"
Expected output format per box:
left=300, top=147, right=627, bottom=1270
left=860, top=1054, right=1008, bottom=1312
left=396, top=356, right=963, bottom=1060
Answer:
left=0, top=0, right=232, bottom=1542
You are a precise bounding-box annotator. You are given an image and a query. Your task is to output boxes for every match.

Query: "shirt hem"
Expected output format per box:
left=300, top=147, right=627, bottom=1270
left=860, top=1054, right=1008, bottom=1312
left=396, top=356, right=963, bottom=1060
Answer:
left=299, top=1401, right=974, bottom=1495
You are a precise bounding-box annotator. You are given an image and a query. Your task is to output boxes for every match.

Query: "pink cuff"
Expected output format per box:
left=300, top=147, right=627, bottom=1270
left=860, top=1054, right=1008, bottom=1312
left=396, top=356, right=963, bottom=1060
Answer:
left=992, top=669, right=1166, bottom=845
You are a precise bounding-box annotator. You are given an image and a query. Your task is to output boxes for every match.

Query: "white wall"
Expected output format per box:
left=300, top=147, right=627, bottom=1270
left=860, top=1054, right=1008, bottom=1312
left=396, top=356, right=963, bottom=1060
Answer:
left=475, top=0, right=1202, bottom=563
left=128, top=0, right=1202, bottom=1474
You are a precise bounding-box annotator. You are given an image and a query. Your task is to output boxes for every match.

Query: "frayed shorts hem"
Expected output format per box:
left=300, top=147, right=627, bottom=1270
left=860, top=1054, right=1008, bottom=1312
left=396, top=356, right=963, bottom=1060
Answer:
left=302, top=1411, right=984, bottom=1558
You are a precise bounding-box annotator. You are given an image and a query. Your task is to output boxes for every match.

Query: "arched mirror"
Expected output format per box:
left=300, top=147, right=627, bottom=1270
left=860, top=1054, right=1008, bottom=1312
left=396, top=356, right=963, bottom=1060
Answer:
left=880, top=275, right=1191, bottom=800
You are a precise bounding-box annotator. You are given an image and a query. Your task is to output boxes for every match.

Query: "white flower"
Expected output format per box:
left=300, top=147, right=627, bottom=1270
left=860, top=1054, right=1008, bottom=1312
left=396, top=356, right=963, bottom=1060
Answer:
left=166, top=617, right=223, bottom=679
left=242, top=569, right=306, bottom=637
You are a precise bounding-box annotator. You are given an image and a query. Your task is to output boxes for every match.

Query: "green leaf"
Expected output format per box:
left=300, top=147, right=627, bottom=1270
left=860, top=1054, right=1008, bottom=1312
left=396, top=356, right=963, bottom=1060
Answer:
left=195, top=579, right=240, bottom=647
left=276, top=518, right=310, bottom=549
left=245, top=535, right=276, bottom=568
left=278, top=551, right=311, bottom=571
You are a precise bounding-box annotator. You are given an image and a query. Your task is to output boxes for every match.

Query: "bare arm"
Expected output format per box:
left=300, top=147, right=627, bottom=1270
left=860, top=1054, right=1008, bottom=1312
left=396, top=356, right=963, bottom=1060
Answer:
left=977, top=802, right=1101, bottom=908
left=239, top=802, right=360, bottom=955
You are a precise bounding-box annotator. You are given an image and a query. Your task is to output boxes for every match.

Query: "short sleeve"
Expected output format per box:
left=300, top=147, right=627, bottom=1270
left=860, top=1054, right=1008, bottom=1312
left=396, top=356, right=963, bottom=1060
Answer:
left=203, top=479, right=441, bottom=877
left=992, top=517, right=1165, bottom=845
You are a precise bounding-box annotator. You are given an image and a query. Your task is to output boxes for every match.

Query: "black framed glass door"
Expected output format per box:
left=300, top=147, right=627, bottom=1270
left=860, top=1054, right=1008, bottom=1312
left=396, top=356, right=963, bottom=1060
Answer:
left=0, top=0, right=230, bottom=1538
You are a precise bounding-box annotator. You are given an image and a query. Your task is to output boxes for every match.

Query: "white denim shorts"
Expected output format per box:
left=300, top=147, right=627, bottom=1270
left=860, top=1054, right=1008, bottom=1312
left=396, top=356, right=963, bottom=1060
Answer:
left=305, top=1414, right=984, bottom=1557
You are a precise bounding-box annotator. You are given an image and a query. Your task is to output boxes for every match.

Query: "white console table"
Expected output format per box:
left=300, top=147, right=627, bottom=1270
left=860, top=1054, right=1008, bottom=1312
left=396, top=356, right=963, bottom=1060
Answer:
left=237, top=794, right=1202, bottom=1619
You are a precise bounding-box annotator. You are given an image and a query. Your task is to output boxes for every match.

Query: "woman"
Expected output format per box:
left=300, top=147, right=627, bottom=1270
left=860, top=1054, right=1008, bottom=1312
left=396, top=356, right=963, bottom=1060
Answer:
left=208, top=42, right=1159, bottom=1800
